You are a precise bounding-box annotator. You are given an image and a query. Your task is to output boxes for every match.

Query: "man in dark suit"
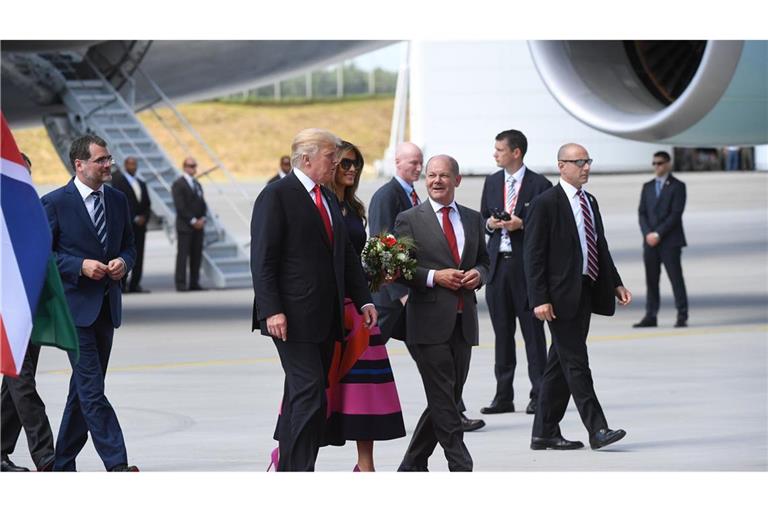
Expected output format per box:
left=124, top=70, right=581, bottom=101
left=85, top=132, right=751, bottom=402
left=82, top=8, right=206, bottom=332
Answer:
left=369, top=142, right=485, bottom=432
left=111, top=156, right=151, bottom=293
left=480, top=129, right=552, bottom=416
left=524, top=143, right=632, bottom=451
left=634, top=151, right=688, bottom=328
left=250, top=128, right=376, bottom=471
left=172, top=157, right=207, bottom=291
left=1, top=153, right=55, bottom=473
left=394, top=155, right=490, bottom=471
left=41, top=134, right=138, bottom=471
left=267, top=155, right=292, bottom=184
left=368, top=141, right=423, bottom=344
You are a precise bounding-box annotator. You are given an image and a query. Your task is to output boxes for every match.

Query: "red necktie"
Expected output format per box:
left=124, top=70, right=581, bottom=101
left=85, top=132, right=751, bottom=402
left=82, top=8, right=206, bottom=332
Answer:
left=578, top=189, right=599, bottom=281
left=410, top=189, right=420, bottom=207
left=313, top=184, right=333, bottom=246
left=441, top=206, right=463, bottom=311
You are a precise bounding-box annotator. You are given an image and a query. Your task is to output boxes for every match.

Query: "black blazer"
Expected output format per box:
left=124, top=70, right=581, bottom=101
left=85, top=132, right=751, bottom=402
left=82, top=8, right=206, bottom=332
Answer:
left=638, top=174, right=687, bottom=248
left=111, top=170, right=151, bottom=223
left=524, top=184, right=623, bottom=320
left=480, top=167, right=552, bottom=284
left=250, top=172, right=372, bottom=343
left=368, top=177, right=414, bottom=303
left=172, top=176, right=207, bottom=234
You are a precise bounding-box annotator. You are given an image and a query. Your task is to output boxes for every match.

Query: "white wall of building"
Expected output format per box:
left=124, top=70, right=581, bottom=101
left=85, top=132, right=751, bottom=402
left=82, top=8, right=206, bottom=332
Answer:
left=408, top=41, right=671, bottom=174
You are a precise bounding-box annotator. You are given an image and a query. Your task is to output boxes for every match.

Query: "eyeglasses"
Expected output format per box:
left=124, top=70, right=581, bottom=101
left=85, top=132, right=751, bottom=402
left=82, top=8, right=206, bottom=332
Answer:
left=184, top=163, right=197, bottom=168
left=652, top=161, right=667, bottom=166
left=559, top=158, right=593, bottom=167
left=339, top=158, right=360, bottom=171
left=83, top=155, right=114, bottom=166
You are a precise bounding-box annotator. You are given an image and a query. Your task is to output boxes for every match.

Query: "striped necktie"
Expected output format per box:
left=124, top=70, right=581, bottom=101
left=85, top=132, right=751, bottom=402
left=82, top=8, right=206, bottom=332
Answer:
left=578, top=189, right=599, bottom=281
left=410, top=189, right=420, bottom=207
left=91, top=191, right=107, bottom=254
left=505, top=176, right=517, bottom=213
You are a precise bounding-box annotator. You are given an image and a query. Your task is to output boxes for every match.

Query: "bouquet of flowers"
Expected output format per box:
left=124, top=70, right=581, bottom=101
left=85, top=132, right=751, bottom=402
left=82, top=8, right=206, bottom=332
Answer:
left=361, top=233, right=417, bottom=292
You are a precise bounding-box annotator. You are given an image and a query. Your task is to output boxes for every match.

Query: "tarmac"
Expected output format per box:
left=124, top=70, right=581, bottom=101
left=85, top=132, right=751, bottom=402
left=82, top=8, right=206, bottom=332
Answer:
left=13, top=170, right=768, bottom=472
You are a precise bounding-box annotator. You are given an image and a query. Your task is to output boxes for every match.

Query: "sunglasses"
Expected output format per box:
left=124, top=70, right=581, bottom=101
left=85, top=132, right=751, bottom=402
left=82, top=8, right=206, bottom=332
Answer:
left=339, top=158, right=360, bottom=171
left=652, top=161, right=667, bottom=166
left=559, top=158, right=593, bottom=167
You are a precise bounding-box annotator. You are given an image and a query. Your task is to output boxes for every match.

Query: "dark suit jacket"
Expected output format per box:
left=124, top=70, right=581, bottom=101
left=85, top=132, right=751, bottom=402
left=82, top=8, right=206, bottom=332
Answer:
left=41, top=179, right=136, bottom=328
left=250, top=172, right=372, bottom=343
left=111, top=170, right=151, bottom=223
left=523, top=184, right=622, bottom=320
left=267, top=173, right=282, bottom=185
left=172, top=176, right=207, bottom=234
left=480, top=167, right=552, bottom=285
left=638, top=174, right=687, bottom=248
left=393, top=202, right=490, bottom=346
left=369, top=177, right=414, bottom=303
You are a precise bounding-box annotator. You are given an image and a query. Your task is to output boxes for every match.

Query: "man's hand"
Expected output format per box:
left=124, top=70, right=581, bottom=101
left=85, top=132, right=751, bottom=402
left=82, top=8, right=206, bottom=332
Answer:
left=534, top=303, right=556, bottom=322
left=434, top=269, right=465, bottom=290
left=460, top=268, right=481, bottom=289
left=361, top=305, right=378, bottom=329
left=500, top=214, right=523, bottom=232
left=487, top=217, right=504, bottom=230
left=645, top=232, right=660, bottom=247
left=107, top=258, right=126, bottom=280
left=193, top=217, right=206, bottom=231
left=135, top=215, right=147, bottom=227
left=615, top=286, right=632, bottom=306
left=81, top=259, right=108, bottom=280
left=267, top=313, right=288, bottom=341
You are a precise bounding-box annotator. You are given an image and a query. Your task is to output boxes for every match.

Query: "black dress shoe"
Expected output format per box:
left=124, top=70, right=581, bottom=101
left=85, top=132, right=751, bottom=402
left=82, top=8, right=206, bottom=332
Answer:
left=480, top=401, right=514, bottom=414
left=525, top=399, right=536, bottom=415
left=674, top=318, right=687, bottom=328
left=1, top=456, right=30, bottom=472
left=530, top=435, right=584, bottom=450
left=108, top=463, right=140, bottom=472
left=589, top=428, right=626, bottom=449
left=633, top=317, right=657, bottom=328
left=128, top=286, right=150, bottom=294
left=460, top=413, right=485, bottom=432
left=397, top=464, right=429, bottom=472
left=188, top=285, right=207, bottom=291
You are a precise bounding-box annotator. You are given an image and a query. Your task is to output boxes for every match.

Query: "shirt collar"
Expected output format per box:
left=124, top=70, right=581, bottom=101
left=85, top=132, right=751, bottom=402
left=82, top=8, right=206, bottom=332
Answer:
left=656, top=173, right=669, bottom=184
left=559, top=178, right=583, bottom=199
left=292, top=167, right=319, bottom=193
left=504, top=164, right=526, bottom=183
left=428, top=197, right=458, bottom=214
left=394, top=174, right=414, bottom=195
left=123, top=172, right=137, bottom=184
left=74, top=175, right=104, bottom=200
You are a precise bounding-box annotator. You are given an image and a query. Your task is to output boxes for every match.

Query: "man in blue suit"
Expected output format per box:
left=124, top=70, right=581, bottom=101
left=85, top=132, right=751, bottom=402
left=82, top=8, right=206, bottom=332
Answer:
left=41, top=134, right=138, bottom=471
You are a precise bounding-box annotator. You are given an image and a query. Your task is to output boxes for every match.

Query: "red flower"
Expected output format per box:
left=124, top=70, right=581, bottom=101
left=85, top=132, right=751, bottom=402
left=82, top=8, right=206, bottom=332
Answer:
left=383, top=235, right=397, bottom=248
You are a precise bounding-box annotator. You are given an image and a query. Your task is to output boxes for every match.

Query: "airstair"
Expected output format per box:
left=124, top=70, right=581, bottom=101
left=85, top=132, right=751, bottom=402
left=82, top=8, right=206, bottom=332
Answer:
left=38, top=51, right=252, bottom=288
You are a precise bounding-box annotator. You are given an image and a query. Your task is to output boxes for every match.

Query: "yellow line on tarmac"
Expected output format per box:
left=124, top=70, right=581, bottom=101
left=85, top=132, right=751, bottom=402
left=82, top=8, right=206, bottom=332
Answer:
left=42, top=323, right=766, bottom=375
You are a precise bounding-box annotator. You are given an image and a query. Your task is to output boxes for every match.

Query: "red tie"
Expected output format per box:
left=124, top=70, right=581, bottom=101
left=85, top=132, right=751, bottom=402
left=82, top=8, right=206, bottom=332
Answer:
left=313, top=184, right=333, bottom=246
left=410, top=189, right=420, bottom=207
left=441, top=206, right=463, bottom=311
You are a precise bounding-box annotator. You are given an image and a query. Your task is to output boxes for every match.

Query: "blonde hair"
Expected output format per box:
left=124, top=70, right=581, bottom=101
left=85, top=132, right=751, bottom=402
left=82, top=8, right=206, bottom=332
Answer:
left=291, top=128, right=341, bottom=169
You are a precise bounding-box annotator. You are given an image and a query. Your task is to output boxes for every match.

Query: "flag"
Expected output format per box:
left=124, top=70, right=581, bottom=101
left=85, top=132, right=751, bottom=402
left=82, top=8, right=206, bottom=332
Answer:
left=30, top=256, right=79, bottom=360
left=0, top=112, right=54, bottom=376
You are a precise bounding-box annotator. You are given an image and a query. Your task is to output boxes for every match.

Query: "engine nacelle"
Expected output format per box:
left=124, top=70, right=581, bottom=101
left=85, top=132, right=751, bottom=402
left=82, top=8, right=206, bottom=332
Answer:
left=528, top=40, right=767, bottom=145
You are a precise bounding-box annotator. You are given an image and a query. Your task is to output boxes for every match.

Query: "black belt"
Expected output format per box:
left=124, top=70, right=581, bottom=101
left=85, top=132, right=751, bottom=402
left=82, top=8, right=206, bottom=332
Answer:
left=499, top=252, right=514, bottom=259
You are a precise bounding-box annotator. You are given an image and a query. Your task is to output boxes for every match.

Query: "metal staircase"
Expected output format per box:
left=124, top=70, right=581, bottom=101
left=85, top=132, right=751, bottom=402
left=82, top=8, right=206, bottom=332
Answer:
left=39, top=52, right=252, bottom=288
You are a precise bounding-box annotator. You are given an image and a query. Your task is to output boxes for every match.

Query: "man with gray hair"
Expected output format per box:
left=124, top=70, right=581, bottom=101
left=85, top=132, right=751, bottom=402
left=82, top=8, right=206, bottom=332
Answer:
left=394, top=155, right=489, bottom=471
left=251, top=128, right=376, bottom=471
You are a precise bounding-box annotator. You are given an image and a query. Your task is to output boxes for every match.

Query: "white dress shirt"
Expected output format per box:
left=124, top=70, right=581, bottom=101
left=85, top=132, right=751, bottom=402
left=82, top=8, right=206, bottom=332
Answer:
left=74, top=176, right=105, bottom=225
left=426, top=197, right=465, bottom=288
left=559, top=178, right=598, bottom=276
left=292, top=167, right=333, bottom=227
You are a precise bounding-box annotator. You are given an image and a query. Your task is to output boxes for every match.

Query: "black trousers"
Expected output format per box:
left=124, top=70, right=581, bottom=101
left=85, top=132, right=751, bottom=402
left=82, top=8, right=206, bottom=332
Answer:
left=643, top=245, right=688, bottom=320
left=0, top=343, right=55, bottom=468
left=533, top=280, right=608, bottom=438
left=273, top=337, right=334, bottom=472
left=54, top=297, right=127, bottom=471
left=175, top=229, right=204, bottom=289
left=486, top=255, right=547, bottom=403
left=126, top=224, right=146, bottom=291
left=400, top=315, right=473, bottom=472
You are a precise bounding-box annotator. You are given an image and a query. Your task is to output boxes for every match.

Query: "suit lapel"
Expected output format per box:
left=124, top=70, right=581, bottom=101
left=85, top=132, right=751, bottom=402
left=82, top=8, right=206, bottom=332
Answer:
left=392, top=178, right=413, bottom=210
left=287, top=173, right=333, bottom=250
left=458, top=205, right=476, bottom=268
left=514, top=168, right=532, bottom=217
left=490, top=170, right=504, bottom=211
left=418, top=202, right=453, bottom=262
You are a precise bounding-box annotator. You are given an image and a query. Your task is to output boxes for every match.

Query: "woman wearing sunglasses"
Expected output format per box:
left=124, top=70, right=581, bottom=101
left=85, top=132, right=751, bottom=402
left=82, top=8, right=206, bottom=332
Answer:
left=323, top=140, right=406, bottom=471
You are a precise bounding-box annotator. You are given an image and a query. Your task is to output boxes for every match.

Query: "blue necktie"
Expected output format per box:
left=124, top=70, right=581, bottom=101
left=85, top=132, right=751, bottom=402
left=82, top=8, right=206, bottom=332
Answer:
left=91, top=191, right=107, bottom=254
left=655, top=180, right=662, bottom=198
